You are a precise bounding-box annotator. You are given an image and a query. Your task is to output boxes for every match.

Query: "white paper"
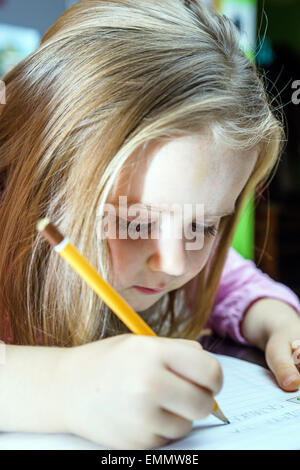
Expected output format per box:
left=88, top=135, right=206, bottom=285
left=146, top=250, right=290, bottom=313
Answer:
left=160, top=354, right=300, bottom=450
left=0, top=354, right=299, bottom=450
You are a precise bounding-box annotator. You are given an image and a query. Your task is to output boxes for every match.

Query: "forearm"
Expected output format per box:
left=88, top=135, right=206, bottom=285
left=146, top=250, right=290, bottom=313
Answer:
left=240, top=298, right=300, bottom=351
left=0, top=344, right=68, bottom=433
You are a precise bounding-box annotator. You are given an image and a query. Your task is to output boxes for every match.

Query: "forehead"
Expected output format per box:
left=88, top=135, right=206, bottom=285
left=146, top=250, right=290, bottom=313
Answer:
left=108, top=128, right=258, bottom=217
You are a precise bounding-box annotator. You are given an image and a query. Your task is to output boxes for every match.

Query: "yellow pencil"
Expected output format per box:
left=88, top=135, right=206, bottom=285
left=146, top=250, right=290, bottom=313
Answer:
left=36, top=217, right=229, bottom=424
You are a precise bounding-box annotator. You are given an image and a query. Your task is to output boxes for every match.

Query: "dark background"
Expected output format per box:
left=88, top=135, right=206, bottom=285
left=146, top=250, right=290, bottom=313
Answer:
left=255, top=0, right=300, bottom=298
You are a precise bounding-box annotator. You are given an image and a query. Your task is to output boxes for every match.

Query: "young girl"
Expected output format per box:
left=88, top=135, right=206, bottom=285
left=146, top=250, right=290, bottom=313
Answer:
left=0, top=0, right=300, bottom=450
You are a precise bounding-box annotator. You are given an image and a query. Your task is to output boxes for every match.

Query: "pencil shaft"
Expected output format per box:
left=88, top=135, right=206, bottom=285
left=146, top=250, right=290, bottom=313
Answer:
left=60, top=242, right=156, bottom=336
left=37, top=219, right=229, bottom=425
left=60, top=242, right=229, bottom=422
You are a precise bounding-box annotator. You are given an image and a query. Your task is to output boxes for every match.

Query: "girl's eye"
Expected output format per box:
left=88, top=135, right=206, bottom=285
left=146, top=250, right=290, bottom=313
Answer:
left=118, top=218, right=217, bottom=238
left=115, top=217, right=154, bottom=235
left=126, top=220, right=154, bottom=233
left=191, top=223, right=218, bottom=238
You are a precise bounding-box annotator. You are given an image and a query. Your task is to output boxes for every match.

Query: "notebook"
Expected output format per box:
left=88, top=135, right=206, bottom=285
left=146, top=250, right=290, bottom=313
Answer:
left=0, top=353, right=299, bottom=450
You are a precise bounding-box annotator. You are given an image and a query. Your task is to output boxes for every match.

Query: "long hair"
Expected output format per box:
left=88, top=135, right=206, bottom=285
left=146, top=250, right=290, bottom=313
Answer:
left=0, top=0, right=284, bottom=345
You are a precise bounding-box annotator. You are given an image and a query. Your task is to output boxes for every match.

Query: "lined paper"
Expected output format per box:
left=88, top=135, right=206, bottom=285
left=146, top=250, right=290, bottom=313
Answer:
left=0, top=353, right=299, bottom=450
left=160, top=354, right=300, bottom=450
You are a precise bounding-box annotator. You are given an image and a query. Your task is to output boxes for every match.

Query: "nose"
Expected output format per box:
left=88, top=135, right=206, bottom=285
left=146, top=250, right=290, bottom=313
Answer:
left=146, top=218, right=186, bottom=276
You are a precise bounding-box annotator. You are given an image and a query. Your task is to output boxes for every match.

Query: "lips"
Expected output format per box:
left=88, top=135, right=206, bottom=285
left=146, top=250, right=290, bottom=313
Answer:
left=133, top=285, right=165, bottom=294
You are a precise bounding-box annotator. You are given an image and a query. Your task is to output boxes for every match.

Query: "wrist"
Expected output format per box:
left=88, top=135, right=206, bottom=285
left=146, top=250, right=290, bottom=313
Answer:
left=240, top=298, right=300, bottom=351
left=0, top=344, right=70, bottom=433
left=56, top=344, right=81, bottom=434
left=31, top=345, right=72, bottom=434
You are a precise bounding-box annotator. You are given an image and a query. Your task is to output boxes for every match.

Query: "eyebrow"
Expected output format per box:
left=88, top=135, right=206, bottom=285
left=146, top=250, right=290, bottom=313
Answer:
left=111, top=201, right=235, bottom=218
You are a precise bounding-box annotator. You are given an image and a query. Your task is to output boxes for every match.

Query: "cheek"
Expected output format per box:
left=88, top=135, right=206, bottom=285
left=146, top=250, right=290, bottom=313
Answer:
left=186, top=236, right=215, bottom=273
left=107, top=238, right=143, bottom=289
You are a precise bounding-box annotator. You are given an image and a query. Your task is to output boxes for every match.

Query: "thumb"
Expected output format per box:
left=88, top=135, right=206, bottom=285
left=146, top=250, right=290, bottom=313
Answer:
left=266, top=334, right=300, bottom=391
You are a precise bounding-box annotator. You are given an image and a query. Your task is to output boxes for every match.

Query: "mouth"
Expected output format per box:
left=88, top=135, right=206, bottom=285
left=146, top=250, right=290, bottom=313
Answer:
left=133, top=286, right=165, bottom=295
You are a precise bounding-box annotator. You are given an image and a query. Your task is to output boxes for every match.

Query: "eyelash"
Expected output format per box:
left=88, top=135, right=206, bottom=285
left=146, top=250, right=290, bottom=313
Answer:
left=193, top=223, right=218, bottom=238
left=122, top=219, right=217, bottom=238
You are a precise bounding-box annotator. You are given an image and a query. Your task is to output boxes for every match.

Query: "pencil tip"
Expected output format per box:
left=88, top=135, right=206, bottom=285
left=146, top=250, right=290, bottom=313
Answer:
left=226, top=420, right=230, bottom=424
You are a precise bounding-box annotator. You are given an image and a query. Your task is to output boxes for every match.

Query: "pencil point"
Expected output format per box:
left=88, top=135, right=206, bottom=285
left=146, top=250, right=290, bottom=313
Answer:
left=226, top=420, right=230, bottom=424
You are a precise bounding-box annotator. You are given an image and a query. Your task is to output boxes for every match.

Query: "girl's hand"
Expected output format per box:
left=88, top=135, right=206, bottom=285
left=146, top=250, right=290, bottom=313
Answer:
left=60, top=334, right=223, bottom=450
left=265, top=322, right=300, bottom=392
left=241, top=298, right=300, bottom=392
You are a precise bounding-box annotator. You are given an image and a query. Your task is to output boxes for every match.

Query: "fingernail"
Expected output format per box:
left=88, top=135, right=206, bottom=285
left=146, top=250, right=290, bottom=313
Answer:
left=282, top=374, right=299, bottom=387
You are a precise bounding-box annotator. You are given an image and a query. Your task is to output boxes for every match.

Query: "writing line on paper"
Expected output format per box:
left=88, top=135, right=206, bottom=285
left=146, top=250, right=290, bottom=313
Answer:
left=159, top=354, right=300, bottom=450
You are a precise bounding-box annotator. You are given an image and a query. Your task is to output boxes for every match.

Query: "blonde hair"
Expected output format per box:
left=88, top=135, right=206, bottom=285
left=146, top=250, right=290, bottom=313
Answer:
left=0, top=0, right=284, bottom=346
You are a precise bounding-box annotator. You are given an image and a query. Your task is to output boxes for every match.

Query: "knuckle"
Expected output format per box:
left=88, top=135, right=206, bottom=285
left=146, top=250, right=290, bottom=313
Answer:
left=119, top=427, right=169, bottom=450
left=275, top=361, right=294, bottom=373
left=196, top=393, right=215, bottom=420
left=207, top=358, right=223, bottom=393
left=155, top=409, right=193, bottom=441
left=275, top=361, right=289, bottom=369
left=184, top=386, right=212, bottom=421
left=137, top=434, right=168, bottom=450
left=265, top=340, right=277, bottom=357
left=151, top=435, right=170, bottom=448
left=214, top=359, right=224, bottom=391
left=119, top=438, right=148, bottom=450
left=167, top=419, right=193, bottom=440
left=192, top=340, right=203, bottom=350
left=118, top=333, right=134, bottom=346
left=126, top=333, right=145, bottom=349
left=179, top=420, right=193, bottom=438
left=124, top=334, right=157, bottom=357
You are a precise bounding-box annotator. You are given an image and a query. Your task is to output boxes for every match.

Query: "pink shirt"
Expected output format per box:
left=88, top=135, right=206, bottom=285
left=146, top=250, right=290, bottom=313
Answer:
left=202, top=247, right=300, bottom=345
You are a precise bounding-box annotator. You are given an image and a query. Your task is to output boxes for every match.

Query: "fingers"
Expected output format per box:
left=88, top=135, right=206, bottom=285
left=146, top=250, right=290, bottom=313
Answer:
left=161, top=341, right=223, bottom=396
left=266, top=333, right=300, bottom=391
left=153, top=367, right=215, bottom=422
left=148, top=407, right=193, bottom=441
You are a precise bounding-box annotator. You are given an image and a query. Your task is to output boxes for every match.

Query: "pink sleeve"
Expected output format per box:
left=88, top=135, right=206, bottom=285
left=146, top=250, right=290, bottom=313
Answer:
left=205, top=247, right=300, bottom=345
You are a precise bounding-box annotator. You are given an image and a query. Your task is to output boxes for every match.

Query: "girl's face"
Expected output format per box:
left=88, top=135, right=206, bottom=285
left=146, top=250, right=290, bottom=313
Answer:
left=106, top=127, right=258, bottom=312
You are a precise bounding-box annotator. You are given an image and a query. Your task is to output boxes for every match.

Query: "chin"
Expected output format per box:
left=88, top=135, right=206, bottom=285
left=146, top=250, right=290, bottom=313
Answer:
left=134, top=300, right=156, bottom=312
left=134, top=296, right=161, bottom=312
